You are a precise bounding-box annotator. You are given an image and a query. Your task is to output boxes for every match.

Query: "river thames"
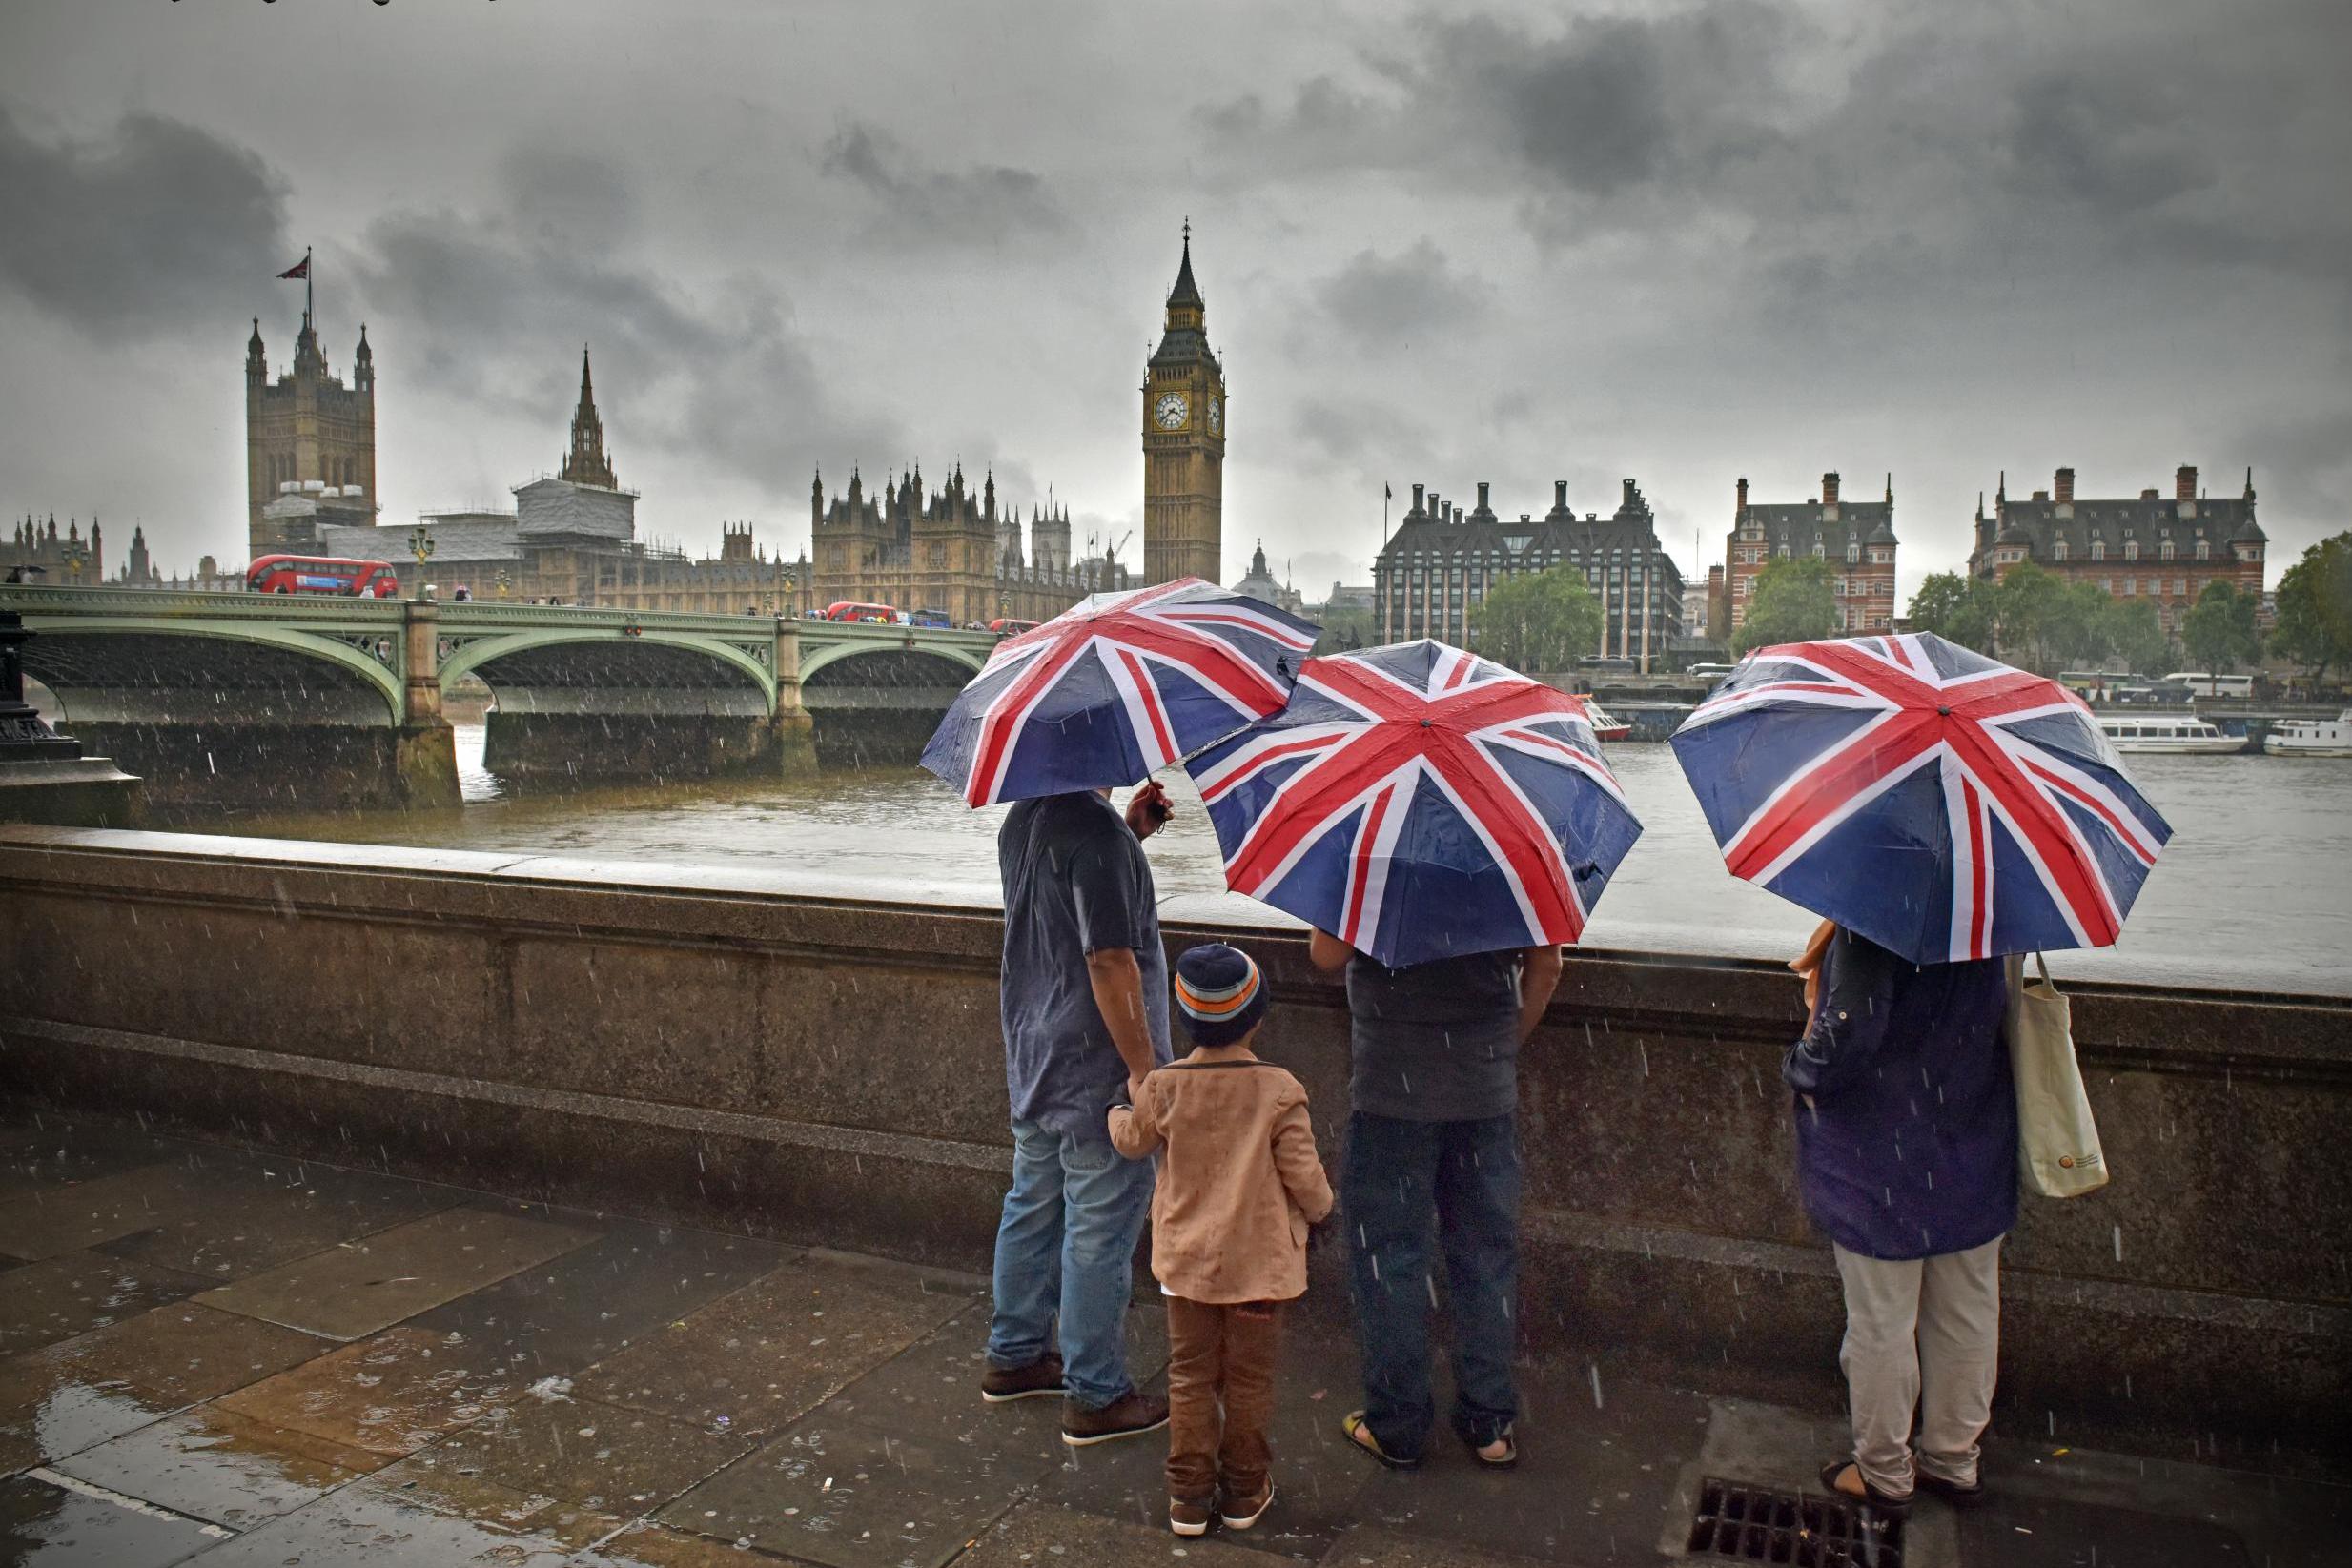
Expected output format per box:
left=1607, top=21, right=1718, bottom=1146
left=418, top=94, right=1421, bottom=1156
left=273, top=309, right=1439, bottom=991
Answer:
left=201, top=726, right=2352, bottom=996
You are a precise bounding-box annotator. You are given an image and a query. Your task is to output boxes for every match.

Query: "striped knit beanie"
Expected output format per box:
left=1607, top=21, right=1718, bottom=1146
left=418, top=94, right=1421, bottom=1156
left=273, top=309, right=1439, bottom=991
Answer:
left=1172, top=943, right=1269, bottom=1049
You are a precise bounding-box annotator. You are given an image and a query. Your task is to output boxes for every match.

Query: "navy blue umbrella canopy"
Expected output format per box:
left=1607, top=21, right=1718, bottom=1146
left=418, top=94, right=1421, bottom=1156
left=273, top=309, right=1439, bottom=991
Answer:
left=921, top=577, right=1319, bottom=806
left=1670, top=632, right=2172, bottom=964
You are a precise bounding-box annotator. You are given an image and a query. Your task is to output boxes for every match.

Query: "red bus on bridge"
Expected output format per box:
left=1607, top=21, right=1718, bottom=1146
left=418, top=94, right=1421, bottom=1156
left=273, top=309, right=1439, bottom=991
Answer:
left=823, top=601, right=901, bottom=623
left=246, top=556, right=401, bottom=598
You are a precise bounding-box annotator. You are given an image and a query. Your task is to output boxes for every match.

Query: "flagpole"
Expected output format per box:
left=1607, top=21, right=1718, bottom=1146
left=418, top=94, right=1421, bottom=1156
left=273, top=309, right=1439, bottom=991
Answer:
left=305, top=247, right=314, bottom=326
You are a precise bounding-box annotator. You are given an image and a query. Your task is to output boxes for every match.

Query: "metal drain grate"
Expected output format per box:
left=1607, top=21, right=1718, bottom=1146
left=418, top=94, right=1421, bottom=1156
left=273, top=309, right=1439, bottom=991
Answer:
left=1687, top=1476, right=1905, bottom=1566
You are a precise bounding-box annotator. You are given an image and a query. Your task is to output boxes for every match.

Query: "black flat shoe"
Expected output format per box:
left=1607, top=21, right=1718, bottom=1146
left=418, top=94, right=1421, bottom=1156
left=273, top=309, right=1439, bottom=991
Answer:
left=1915, top=1469, right=1988, bottom=1508
left=1820, top=1458, right=1912, bottom=1518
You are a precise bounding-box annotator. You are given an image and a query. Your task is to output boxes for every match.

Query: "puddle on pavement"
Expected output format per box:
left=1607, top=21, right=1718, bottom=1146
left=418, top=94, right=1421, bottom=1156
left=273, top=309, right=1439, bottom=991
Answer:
left=53, top=1406, right=385, bottom=1529
left=0, top=1472, right=228, bottom=1567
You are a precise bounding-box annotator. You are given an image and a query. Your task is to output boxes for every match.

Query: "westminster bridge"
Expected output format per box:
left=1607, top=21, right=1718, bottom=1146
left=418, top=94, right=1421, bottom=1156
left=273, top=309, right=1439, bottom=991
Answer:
left=0, top=585, right=997, bottom=809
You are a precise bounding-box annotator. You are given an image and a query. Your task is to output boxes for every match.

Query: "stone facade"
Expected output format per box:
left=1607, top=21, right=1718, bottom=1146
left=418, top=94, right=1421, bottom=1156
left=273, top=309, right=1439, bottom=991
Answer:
left=1971, top=465, right=2265, bottom=632
left=808, top=465, right=1123, bottom=625
left=246, top=314, right=377, bottom=557
left=1374, top=479, right=1687, bottom=669
left=1230, top=540, right=1304, bottom=615
left=1142, top=233, right=1226, bottom=585
left=1725, top=472, right=1898, bottom=637
left=3, top=515, right=103, bottom=583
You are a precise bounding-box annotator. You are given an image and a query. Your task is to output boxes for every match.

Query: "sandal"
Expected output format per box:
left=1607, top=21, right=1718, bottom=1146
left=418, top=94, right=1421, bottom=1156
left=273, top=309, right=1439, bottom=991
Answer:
left=1820, top=1458, right=1912, bottom=1518
left=1914, top=1469, right=1988, bottom=1509
left=1342, top=1411, right=1421, bottom=1470
left=1464, top=1424, right=1518, bottom=1470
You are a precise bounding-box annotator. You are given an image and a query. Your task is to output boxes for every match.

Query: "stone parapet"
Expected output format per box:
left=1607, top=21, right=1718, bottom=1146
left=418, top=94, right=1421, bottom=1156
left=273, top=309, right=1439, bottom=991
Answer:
left=0, top=826, right=2342, bottom=1469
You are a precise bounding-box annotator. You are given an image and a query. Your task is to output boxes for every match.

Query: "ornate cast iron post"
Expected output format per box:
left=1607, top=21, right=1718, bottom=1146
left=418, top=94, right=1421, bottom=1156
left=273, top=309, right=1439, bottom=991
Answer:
left=0, top=612, right=79, bottom=760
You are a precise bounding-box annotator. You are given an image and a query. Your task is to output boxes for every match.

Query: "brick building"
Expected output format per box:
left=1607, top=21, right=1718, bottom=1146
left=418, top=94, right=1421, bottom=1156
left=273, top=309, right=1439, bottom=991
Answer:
left=1969, top=465, right=2265, bottom=633
left=1374, top=478, right=1685, bottom=669
left=1724, top=472, right=1897, bottom=637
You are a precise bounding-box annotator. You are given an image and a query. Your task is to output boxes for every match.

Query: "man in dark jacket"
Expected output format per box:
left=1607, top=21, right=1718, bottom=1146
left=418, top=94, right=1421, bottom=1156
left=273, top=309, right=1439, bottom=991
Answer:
left=1785, top=924, right=2013, bottom=1515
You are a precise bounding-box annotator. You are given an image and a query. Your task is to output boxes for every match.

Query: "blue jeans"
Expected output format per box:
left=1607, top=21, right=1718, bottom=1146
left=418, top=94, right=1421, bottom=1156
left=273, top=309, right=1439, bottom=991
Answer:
left=1343, top=1110, right=1521, bottom=1459
left=986, top=1117, right=1156, bottom=1411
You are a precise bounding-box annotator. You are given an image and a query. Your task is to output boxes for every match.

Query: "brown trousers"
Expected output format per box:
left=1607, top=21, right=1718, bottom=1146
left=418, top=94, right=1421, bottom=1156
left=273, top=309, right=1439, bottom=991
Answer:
left=1164, top=1295, right=1283, bottom=1504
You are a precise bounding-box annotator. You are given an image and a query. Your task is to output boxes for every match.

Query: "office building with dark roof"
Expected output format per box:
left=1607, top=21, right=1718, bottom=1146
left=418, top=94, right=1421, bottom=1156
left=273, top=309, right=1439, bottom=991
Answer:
left=1969, top=465, right=2265, bottom=633
left=1373, top=478, right=1685, bottom=669
left=1725, top=471, right=1898, bottom=638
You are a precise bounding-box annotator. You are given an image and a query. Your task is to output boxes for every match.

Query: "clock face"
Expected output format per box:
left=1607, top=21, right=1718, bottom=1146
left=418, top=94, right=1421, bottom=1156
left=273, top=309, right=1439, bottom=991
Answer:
left=1154, top=392, right=1189, bottom=430
left=1208, top=397, right=1222, bottom=435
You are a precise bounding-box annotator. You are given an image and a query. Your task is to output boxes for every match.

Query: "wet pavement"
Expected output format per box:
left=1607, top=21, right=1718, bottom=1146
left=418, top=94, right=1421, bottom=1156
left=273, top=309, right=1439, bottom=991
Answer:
left=0, top=1110, right=2342, bottom=1567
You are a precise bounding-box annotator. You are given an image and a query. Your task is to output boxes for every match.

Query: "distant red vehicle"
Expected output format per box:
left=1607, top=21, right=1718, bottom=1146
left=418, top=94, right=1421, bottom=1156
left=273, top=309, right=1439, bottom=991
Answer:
left=824, top=601, right=900, bottom=623
left=988, top=618, right=1040, bottom=636
left=245, top=555, right=400, bottom=597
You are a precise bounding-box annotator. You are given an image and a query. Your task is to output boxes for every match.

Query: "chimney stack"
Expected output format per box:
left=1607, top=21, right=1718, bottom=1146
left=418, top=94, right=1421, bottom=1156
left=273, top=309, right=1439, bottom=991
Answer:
left=1476, top=480, right=1490, bottom=513
left=1429, top=492, right=1441, bottom=523
left=1554, top=479, right=1568, bottom=512
left=2176, top=464, right=2198, bottom=501
left=2055, top=467, right=2074, bottom=503
left=1410, top=482, right=1424, bottom=517
left=1736, top=477, right=1749, bottom=512
left=1821, top=471, right=1840, bottom=506
left=1453, top=505, right=1463, bottom=526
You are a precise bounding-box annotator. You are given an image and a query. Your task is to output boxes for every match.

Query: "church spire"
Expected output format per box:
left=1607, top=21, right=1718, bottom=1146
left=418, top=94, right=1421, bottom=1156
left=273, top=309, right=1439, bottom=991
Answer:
left=1167, top=219, right=1203, bottom=310
left=560, top=345, right=617, bottom=489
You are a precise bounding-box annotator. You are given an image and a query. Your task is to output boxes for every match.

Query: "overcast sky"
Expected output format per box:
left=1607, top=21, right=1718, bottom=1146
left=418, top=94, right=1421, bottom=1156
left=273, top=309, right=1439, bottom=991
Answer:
left=3, top=0, right=2345, bottom=605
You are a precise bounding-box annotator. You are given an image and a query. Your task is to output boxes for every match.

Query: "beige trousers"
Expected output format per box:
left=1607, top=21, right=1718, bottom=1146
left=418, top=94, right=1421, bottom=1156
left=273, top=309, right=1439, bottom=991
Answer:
left=1832, top=1236, right=2002, bottom=1497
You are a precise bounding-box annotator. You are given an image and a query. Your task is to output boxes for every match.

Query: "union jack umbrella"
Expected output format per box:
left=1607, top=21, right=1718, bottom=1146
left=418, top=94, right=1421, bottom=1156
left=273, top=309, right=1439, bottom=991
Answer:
left=1669, top=632, right=2172, bottom=964
left=1185, top=641, right=1643, bottom=969
left=922, top=577, right=1319, bottom=806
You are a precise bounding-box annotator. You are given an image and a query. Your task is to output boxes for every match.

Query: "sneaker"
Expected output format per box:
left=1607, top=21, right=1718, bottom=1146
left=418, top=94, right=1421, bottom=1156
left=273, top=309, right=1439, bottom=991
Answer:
left=1060, top=1390, right=1171, bottom=1447
left=980, top=1353, right=1065, bottom=1404
left=1219, top=1480, right=1274, bottom=1531
left=1169, top=1497, right=1213, bottom=1537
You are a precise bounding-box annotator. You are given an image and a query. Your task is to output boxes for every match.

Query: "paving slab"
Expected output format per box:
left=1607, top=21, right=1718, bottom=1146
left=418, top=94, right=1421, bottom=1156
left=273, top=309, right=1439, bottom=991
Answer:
left=1355, top=1359, right=1712, bottom=1566
left=348, top=1452, right=630, bottom=1550
left=214, top=1323, right=527, bottom=1458
left=577, top=1519, right=808, bottom=1565
left=0, top=1359, right=183, bottom=1476
left=177, top=1466, right=578, bottom=1566
left=823, top=1307, right=1165, bottom=1470
left=1319, top=1525, right=1565, bottom=1567
left=659, top=1410, right=1048, bottom=1568
left=0, top=1469, right=229, bottom=1566
left=575, top=1260, right=968, bottom=1437
left=407, top=1219, right=792, bottom=1380
left=51, top=1404, right=386, bottom=1529
left=0, top=1251, right=207, bottom=1356
left=951, top=1497, right=1273, bottom=1567
left=424, top=1392, right=754, bottom=1526
left=38, top=1302, right=327, bottom=1409
left=96, top=1158, right=462, bottom=1283
left=194, top=1203, right=603, bottom=1340
left=0, top=1116, right=193, bottom=1202
left=0, top=1165, right=215, bottom=1262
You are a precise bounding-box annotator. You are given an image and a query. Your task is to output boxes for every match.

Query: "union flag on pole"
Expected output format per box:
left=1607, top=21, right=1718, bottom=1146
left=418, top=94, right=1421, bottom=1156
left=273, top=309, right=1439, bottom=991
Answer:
left=277, top=256, right=309, bottom=280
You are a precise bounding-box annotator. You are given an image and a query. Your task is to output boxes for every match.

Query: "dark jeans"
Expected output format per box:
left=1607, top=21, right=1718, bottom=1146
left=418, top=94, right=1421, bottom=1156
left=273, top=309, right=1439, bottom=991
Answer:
left=1343, top=1110, right=1521, bottom=1459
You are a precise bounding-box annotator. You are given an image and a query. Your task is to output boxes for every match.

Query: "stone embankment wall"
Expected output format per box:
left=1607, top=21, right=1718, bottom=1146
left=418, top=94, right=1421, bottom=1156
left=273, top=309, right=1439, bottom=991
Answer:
left=1, top=825, right=2343, bottom=1468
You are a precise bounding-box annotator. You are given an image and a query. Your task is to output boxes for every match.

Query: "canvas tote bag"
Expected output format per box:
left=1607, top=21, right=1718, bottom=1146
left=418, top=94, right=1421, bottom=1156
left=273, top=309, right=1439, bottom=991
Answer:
left=2005, top=953, right=2110, bottom=1198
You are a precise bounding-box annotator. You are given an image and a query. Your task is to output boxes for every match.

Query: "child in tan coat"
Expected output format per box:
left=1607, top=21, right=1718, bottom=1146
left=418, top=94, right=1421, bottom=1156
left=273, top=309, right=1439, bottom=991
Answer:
left=1109, top=942, right=1334, bottom=1538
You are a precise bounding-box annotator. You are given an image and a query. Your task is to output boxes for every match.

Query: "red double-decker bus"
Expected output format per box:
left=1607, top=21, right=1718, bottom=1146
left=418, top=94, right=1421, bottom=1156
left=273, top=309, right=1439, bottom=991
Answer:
left=245, top=556, right=401, bottom=598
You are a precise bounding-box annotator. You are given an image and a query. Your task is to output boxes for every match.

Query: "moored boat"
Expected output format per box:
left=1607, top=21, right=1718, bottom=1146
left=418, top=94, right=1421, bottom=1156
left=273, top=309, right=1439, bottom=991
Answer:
left=1582, top=699, right=1631, bottom=742
left=2096, top=715, right=2245, bottom=755
left=2263, top=710, right=2352, bottom=758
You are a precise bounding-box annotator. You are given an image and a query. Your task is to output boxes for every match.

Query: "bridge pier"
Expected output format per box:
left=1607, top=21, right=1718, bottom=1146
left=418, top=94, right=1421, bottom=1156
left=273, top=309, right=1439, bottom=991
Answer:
left=481, top=708, right=783, bottom=786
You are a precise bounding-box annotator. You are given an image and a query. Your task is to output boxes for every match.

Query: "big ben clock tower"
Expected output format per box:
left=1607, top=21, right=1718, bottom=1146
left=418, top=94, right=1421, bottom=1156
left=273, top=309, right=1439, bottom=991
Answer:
left=1142, top=226, right=1225, bottom=585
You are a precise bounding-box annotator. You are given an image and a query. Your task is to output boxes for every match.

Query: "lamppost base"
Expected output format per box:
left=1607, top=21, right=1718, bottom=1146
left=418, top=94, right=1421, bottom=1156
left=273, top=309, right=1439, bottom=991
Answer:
left=0, top=756, right=145, bottom=828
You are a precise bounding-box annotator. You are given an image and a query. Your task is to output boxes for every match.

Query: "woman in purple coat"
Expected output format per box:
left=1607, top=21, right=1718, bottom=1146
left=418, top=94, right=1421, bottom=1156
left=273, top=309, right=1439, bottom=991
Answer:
left=1785, top=923, right=2013, bottom=1517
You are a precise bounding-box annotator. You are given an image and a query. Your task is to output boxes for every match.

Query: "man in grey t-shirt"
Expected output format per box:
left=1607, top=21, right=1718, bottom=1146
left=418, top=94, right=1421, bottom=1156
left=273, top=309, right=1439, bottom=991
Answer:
left=981, top=783, right=1175, bottom=1448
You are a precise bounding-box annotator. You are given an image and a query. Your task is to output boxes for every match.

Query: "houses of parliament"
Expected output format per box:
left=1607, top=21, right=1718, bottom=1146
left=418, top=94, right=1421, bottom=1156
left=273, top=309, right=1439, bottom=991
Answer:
left=56, top=234, right=1230, bottom=614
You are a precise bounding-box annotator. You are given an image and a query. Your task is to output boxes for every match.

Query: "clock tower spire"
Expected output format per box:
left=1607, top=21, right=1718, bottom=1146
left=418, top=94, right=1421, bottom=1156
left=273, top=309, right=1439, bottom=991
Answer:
left=1142, top=223, right=1225, bottom=585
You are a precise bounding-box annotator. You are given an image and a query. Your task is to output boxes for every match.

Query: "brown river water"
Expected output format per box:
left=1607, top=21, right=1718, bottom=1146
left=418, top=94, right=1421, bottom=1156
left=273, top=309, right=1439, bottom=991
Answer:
left=189, top=727, right=2352, bottom=998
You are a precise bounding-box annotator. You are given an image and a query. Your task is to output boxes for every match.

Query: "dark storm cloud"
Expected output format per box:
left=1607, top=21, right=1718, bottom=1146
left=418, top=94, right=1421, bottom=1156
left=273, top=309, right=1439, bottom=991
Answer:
left=347, top=159, right=900, bottom=496
left=0, top=110, right=290, bottom=342
left=820, top=121, right=1069, bottom=244
left=1312, top=240, right=1491, bottom=341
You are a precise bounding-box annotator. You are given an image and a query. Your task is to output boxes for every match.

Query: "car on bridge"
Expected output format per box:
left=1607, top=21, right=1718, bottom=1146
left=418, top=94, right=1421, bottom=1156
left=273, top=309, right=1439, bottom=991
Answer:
left=246, top=555, right=401, bottom=598
left=909, top=608, right=954, bottom=629
left=823, top=601, right=901, bottom=624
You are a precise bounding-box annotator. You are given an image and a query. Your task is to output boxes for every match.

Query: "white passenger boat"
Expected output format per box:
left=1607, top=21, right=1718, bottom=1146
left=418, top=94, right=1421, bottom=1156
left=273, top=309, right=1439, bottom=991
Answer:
left=1583, top=700, right=1631, bottom=742
left=2263, top=710, right=2352, bottom=758
left=2096, top=715, right=2244, bottom=755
